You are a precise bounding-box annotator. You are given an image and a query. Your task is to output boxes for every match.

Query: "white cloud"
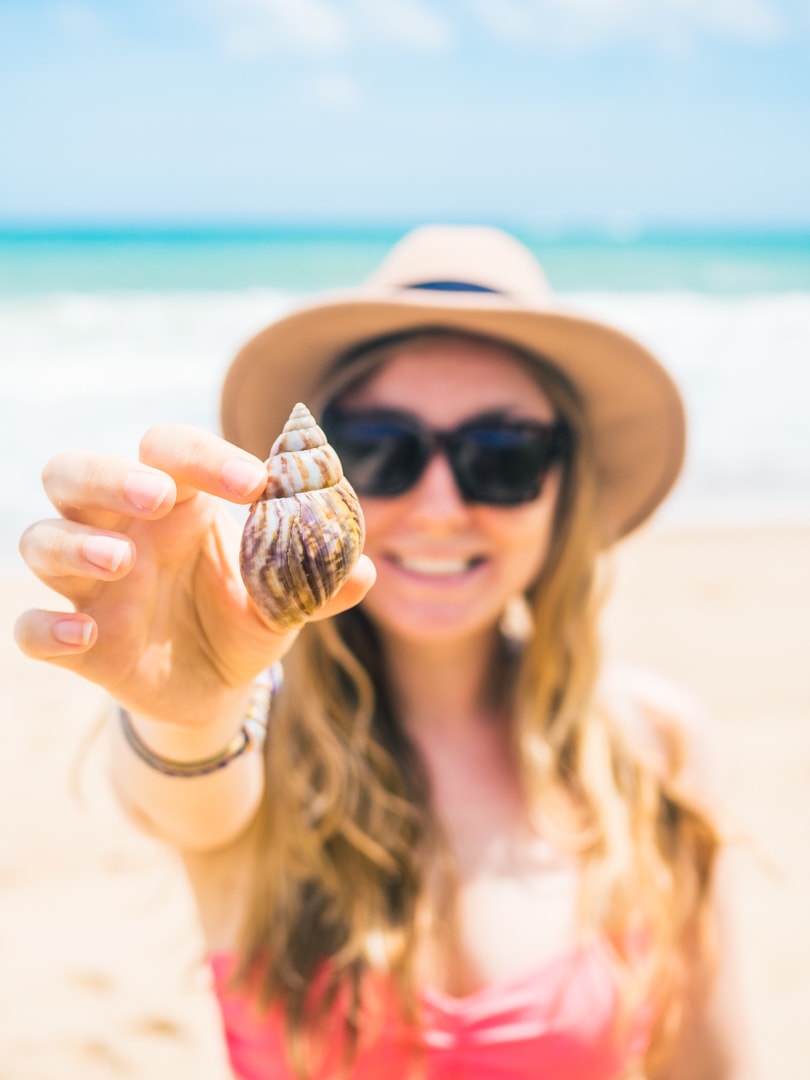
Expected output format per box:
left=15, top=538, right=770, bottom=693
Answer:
left=468, top=0, right=785, bottom=50
left=205, top=0, right=788, bottom=61
left=205, top=0, right=454, bottom=57
left=48, top=2, right=107, bottom=38
left=305, top=72, right=362, bottom=111
left=351, top=0, right=454, bottom=51
left=210, top=0, right=351, bottom=57
left=695, top=0, right=785, bottom=41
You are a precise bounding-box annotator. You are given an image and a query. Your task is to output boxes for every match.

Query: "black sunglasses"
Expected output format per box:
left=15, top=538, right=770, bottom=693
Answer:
left=320, top=405, right=572, bottom=506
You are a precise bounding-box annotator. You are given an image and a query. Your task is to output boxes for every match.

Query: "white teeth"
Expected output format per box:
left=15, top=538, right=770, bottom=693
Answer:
left=397, top=556, right=474, bottom=576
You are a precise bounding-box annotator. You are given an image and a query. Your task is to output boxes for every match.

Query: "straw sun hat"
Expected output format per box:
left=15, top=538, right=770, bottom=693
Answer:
left=221, top=225, right=685, bottom=542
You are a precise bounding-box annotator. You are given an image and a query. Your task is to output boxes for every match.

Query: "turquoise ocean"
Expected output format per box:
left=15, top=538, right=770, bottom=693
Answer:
left=2, top=225, right=809, bottom=566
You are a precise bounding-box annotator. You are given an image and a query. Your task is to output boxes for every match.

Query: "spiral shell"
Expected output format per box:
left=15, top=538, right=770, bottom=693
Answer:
left=239, top=402, right=365, bottom=629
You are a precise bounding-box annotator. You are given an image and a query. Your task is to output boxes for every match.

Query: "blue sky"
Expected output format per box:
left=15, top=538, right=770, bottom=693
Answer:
left=1, top=0, right=809, bottom=228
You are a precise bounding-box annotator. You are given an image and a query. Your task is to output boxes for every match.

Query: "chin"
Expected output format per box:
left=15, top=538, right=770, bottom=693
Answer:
left=363, top=601, right=500, bottom=647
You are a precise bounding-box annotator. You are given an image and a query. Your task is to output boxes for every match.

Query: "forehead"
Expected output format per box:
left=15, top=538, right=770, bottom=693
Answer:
left=337, top=337, right=556, bottom=424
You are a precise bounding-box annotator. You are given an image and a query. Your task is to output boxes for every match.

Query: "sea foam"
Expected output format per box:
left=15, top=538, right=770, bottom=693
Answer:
left=2, top=288, right=809, bottom=566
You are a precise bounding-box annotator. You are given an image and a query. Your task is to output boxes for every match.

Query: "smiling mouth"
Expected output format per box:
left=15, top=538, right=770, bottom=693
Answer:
left=390, top=555, right=485, bottom=577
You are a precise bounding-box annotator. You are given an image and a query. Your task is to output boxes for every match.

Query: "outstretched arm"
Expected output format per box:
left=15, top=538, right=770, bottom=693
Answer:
left=15, top=423, right=374, bottom=850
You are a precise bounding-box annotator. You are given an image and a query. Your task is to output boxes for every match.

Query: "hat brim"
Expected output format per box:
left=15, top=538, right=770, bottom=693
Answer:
left=221, top=287, right=685, bottom=543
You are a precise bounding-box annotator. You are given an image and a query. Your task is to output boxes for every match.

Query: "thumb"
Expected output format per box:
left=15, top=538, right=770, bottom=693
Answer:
left=309, top=554, right=377, bottom=622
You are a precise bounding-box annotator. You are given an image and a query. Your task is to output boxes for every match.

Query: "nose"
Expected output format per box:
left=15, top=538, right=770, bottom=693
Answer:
left=403, top=447, right=469, bottom=527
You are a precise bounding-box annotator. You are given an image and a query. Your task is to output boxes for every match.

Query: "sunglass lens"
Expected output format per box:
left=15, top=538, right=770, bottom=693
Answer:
left=325, top=415, right=425, bottom=496
left=450, top=426, right=557, bottom=505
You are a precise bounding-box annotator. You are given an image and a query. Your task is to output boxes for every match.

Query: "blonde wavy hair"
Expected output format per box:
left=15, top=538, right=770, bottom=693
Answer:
left=235, top=331, right=720, bottom=1077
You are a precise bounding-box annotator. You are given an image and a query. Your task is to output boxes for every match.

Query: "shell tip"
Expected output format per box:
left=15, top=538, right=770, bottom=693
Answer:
left=283, top=402, right=316, bottom=431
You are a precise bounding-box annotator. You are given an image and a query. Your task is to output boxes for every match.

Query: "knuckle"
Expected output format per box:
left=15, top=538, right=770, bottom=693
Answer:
left=138, top=425, right=166, bottom=462
left=83, top=455, right=113, bottom=496
left=40, top=523, right=67, bottom=565
left=140, top=423, right=196, bottom=466
left=40, top=451, right=68, bottom=492
left=140, top=423, right=218, bottom=478
left=181, top=434, right=213, bottom=474
left=20, top=521, right=56, bottom=565
left=18, top=523, right=38, bottom=561
left=13, top=611, right=37, bottom=654
left=42, top=449, right=111, bottom=506
left=19, top=520, right=72, bottom=572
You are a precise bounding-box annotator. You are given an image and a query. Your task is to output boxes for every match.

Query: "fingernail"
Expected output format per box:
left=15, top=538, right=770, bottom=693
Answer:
left=221, top=458, right=267, bottom=497
left=54, top=619, right=93, bottom=647
left=124, top=472, right=173, bottom=512
left=83, top=536, right=130, bottom=572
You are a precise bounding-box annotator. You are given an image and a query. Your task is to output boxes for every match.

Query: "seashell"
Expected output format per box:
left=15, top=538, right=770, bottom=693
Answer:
left=239, top=402, right=365, bottom=629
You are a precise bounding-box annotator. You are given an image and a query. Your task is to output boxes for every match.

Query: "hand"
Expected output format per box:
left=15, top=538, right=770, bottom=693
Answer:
left=14, top=424, right=376, bottom=730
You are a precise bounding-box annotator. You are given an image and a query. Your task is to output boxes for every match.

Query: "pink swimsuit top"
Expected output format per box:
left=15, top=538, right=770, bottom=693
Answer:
left=210, top=939, right=651, bottom=1080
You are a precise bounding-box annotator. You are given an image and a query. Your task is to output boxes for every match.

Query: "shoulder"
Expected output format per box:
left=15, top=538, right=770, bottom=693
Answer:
left=596, top=662, right=722, bottom=811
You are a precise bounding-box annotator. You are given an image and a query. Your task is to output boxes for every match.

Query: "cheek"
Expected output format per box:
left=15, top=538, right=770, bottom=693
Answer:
left=355, top=498, right=400, bottom=550
left=488, top=478, right=561, bottom=586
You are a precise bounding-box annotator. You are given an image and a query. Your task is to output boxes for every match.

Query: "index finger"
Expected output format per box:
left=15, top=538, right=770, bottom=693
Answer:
left=42, top=448, right=177, bottom=530
left=138, top=424, right=268, bottom=505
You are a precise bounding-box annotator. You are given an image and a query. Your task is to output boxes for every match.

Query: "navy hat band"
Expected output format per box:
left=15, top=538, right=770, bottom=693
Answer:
left=406, top=280, right=501, bottom=294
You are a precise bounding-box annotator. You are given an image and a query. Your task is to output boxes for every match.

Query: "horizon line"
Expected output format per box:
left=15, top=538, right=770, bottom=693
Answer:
left=2, top=219, right=810, bottom=244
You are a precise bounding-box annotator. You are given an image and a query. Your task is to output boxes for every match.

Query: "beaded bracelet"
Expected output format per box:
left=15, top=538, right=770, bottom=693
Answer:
left=118, top=663, right=283, bottom=778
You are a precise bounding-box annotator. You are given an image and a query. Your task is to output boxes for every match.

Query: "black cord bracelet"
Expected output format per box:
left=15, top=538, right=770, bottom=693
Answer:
left=118, top=664, right=282, bottom=778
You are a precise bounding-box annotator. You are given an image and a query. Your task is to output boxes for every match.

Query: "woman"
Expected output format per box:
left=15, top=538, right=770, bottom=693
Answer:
left=15, top=226, right=755, bottom=1079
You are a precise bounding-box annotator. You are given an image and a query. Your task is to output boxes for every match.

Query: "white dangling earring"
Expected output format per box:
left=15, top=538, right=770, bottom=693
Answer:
left=499, top=594, right=535, bottom=645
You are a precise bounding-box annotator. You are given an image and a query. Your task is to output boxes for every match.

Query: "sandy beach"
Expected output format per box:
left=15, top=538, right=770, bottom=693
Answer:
left=1, top=522, right=808, bottom=1078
